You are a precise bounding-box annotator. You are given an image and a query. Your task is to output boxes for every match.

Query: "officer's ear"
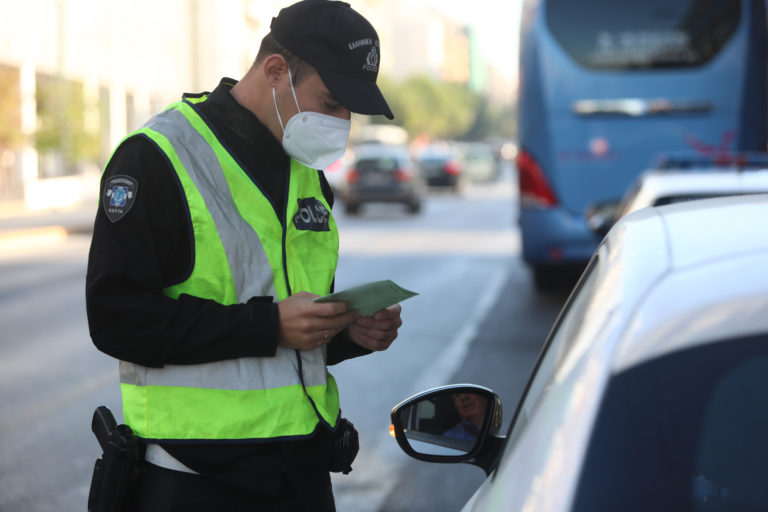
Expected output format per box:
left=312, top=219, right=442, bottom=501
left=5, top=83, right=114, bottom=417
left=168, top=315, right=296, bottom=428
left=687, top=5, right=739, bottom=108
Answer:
left=263, top=54, right=289, bottom=88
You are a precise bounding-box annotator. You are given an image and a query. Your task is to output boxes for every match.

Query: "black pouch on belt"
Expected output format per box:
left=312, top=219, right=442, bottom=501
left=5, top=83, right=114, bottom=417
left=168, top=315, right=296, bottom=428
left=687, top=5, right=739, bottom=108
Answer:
left=88, top=406, right=145, bottom=512
left=328, top=417, right=359, bottom=474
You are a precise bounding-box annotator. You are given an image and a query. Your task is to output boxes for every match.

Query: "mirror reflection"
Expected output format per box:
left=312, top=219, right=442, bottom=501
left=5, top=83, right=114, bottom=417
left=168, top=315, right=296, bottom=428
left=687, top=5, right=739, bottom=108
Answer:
left=399, top=391, right=490, bottom=456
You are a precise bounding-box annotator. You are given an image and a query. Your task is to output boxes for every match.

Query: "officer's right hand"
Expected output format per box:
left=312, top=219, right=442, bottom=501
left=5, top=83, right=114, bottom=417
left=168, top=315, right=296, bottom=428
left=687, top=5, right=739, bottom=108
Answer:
left=277, top=292, right=360, bottom=351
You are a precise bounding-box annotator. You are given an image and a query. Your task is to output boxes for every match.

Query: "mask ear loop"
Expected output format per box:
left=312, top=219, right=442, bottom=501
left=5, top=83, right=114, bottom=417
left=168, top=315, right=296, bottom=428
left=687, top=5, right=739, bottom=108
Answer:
left=272, top=67, right=302, bottom=134
left=287, top=68, right=302, bottom=113
left=272, top=87, right=285, bottom=132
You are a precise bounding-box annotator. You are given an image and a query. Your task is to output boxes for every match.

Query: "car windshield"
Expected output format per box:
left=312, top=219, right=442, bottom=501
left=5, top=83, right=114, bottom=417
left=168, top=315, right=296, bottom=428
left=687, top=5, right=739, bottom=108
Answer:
left=357, top=157, right=401, bottom=173
left=572, top=333, right=768, bottom=510
left=546, top=0, right=741, bottom=69
left=419, top=155, right=453, bottom=163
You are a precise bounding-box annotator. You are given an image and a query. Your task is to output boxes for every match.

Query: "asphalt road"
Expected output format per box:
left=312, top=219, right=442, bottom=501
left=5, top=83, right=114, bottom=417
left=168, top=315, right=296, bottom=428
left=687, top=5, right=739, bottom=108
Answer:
left=0, top=167, right=570, bottom=512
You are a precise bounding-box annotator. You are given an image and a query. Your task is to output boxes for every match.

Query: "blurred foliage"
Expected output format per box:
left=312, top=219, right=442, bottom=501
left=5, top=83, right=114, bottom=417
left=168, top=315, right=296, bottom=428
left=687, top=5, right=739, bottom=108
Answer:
left=0, top=66, right=23, bottom=150
left=376, top=74, right=516, bottom=142
left=35, top=74, right=100, bottom=173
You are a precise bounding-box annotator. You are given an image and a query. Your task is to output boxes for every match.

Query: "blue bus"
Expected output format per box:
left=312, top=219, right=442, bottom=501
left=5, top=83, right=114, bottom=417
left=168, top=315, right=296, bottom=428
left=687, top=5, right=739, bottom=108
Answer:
left=516, top=0, right=767, bottom=290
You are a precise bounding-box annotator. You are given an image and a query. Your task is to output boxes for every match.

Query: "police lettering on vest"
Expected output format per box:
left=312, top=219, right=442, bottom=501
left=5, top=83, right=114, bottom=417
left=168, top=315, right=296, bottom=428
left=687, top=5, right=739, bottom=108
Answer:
left=294, top=198, right=330, bottom=231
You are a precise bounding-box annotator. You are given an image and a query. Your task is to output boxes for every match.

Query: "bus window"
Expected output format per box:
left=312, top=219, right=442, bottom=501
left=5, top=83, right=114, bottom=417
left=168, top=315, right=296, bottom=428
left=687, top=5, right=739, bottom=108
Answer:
left=546, top=0, right=741, bottom=70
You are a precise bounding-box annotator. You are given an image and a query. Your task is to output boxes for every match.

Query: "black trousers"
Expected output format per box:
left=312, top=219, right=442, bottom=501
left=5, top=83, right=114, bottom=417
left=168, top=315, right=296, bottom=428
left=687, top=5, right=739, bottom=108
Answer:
left=130, top=463, right=336, bottom=512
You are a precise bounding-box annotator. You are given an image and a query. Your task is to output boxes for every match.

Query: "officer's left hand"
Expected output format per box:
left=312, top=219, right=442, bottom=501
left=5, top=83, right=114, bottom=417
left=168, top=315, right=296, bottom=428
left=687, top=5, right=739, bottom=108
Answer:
left=348, top=304, right=402, bottom=351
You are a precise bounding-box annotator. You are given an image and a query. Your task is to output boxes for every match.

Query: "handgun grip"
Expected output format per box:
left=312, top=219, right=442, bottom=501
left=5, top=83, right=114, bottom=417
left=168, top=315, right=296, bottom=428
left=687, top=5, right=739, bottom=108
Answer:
left=91, top=406, right=118, bottom=452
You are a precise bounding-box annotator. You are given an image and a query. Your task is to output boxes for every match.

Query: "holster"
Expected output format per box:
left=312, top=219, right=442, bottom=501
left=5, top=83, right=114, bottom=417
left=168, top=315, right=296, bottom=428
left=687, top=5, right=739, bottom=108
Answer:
left=87, top=406, right=145, bottom=512
left=328, top=417, right=359, bottom=474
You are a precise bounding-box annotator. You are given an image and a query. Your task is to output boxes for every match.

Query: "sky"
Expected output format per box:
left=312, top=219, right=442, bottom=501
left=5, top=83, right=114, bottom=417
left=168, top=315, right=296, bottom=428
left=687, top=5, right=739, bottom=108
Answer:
left=416, top=0, right=523, bottom=79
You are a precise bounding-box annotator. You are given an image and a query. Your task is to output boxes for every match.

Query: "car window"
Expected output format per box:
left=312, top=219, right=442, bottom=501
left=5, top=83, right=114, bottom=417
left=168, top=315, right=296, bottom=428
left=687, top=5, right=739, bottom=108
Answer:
left=546, top=0, right=741, bottom=70
left=504, top=255, right=601, bottom=448
left=419, top=156, right=451, bottom=164
left=652, top=192, right=756, bottom=207
left=572, top=332, right=768, bottom=511
left=357, top=157, right=400, bottom=173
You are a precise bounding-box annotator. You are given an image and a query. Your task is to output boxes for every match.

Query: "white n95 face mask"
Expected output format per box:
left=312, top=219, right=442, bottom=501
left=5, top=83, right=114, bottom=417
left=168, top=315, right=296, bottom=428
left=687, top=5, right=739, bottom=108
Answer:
left=273, top=69, right=351, bottom=170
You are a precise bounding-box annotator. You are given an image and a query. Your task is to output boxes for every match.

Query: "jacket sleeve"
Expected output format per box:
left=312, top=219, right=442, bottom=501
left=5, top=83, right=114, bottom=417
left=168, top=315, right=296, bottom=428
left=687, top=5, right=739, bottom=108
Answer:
left=86, top=135, right=279, bottom=367
left=326, top=329, right=373, bottom=365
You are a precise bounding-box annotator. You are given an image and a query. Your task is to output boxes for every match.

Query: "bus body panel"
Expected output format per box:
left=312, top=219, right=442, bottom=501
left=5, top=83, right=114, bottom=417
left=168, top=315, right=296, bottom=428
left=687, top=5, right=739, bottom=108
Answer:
left=548, top=114, right=742, bottom=214
left=518, top=0, right=767, bottom=268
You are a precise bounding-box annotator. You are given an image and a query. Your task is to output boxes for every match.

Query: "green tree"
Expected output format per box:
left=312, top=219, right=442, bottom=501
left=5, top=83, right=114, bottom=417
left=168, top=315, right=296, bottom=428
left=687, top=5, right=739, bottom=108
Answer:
left=376, top=74, right=481, bottom=140
left=375, top=74, right=517, bottom=143
left=36, top=74, right=100, bottom=176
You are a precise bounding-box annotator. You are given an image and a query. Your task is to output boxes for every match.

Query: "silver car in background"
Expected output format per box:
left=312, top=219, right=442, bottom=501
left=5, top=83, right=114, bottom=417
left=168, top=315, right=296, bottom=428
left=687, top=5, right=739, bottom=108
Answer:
left=587, top=152, right=768, bottom=237
left=391, top=195, right=768, bottom=511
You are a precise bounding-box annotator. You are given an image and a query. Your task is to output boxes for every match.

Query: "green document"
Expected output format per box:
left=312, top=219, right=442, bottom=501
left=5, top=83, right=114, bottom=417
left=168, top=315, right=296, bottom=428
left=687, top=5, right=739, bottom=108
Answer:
left=314, top=280, right=418, bottom=317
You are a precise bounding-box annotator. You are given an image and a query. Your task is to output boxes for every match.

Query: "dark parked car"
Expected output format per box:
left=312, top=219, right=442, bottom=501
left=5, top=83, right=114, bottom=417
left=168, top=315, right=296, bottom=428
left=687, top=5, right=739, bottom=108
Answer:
left=417, top=146, right=463, bottom=192
left=338, top=144, right=424, bottom=215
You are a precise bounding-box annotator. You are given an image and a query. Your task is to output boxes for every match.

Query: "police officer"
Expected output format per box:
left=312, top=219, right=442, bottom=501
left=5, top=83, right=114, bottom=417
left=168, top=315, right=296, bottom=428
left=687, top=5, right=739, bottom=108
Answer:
left=85, top=1, right=401, bottom=510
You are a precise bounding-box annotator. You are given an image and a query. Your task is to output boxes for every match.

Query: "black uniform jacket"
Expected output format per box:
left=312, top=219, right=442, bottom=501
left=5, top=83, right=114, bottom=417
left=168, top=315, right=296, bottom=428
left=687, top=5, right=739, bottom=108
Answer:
left=86, top=78, right=369, bottom=494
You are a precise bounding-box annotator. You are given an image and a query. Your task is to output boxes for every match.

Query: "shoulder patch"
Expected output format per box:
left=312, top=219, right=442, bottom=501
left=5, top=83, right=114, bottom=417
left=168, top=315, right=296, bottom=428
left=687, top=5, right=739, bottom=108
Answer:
left=103, top=175, right=139, bottom=223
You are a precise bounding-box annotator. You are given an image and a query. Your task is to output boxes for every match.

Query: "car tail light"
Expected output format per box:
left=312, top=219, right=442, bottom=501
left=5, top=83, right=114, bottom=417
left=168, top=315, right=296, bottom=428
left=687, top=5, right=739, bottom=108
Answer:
left=346, top=168, right=360, bottom=184
left=394, top=168, right=412, bottom=182
left=445, top=159, right=462, bottom=176
left=517, top=149, right=558, bottom=207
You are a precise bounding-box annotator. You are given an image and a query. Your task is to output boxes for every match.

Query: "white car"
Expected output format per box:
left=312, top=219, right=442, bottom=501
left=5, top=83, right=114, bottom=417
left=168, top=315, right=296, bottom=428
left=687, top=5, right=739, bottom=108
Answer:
left=391, top=194, right=768, bottom=511
left=586, top=153, right=768, bottom=237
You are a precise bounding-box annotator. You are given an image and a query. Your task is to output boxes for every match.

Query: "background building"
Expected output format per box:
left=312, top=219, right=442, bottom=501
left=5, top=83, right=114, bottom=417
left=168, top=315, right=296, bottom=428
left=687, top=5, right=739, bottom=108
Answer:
left=0, top=0, right=517, bottom=210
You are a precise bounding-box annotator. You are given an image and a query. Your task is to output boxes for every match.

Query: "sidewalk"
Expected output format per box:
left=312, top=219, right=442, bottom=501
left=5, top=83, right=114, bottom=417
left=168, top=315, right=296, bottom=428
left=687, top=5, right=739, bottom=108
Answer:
left=0, top=199, right=97, bottom=250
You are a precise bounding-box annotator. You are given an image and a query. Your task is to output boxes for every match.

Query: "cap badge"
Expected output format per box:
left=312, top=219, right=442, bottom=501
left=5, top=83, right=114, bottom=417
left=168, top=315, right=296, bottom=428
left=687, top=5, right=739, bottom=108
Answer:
left=363, top=46, right=379, bottom=72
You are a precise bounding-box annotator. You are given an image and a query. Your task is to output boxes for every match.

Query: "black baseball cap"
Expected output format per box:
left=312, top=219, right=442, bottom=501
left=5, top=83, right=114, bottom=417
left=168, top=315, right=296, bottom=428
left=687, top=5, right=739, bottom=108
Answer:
left=270, top=0, right=394, bottom=120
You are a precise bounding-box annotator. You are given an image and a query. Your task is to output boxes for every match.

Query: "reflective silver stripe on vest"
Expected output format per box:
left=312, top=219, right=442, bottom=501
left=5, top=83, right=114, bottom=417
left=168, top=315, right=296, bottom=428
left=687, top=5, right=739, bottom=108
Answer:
left=119, top=106, right=328, bottom=391
left=120, top=346, right=326, bottom=390
left=149, top=108, right=276, bottom=303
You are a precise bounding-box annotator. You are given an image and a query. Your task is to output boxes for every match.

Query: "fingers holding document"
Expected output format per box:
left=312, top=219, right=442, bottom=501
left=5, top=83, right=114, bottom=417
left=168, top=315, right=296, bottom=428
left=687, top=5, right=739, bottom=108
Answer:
left=348, top=304, right=403, bottom=351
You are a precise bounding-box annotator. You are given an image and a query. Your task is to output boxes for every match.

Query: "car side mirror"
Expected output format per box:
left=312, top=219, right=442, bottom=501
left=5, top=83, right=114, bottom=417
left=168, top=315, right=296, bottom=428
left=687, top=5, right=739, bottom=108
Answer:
left=390, top=384, right=505, bottom=475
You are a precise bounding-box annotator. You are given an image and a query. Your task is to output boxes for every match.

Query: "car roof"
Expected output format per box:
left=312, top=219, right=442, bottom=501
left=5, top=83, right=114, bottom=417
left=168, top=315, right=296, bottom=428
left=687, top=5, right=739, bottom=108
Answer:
left=607, top=194, right=768, bottom=371
left=657, top=193, right=768, bottom=267
left=622, top=169, right=768, bottom=214
left=417, top=144, right=457, bottom=159
left=351, top=144, right=410, bottom=161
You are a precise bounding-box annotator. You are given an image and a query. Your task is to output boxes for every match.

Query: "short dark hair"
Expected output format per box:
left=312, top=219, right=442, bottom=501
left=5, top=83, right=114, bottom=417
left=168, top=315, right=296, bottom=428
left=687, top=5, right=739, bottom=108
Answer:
left=255, top=33, right=314, bottom=85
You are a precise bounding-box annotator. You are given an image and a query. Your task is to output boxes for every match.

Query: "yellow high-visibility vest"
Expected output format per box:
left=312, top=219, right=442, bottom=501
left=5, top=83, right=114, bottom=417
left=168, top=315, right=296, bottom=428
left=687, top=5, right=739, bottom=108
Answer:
left=117, top=97, right=340, bottom=441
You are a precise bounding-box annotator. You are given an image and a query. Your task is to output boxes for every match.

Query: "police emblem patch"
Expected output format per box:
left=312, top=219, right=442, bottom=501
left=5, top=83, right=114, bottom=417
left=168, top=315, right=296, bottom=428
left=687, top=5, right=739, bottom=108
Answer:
left=103, top=175, right=138, bottom=223
left=293, top=198, right=330, bottom=232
